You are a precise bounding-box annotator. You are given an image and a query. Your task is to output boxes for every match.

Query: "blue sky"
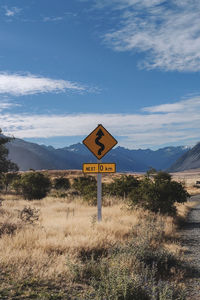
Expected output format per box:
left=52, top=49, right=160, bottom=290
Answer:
left=1, top=0, right=200, bottom=149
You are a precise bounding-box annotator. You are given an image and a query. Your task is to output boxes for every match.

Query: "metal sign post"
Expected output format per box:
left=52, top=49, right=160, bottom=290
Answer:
left=97, top=159, right=102, bottom=222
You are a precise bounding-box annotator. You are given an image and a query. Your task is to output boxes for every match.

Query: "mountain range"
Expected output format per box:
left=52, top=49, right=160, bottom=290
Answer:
left=6, top=138, right=189, bottom=172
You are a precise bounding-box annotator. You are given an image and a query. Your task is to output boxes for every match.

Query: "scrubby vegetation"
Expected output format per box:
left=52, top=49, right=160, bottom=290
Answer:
left=53, top=176, right=70, bottom=190
left=72, top=175, right=98, bottom=205
left=128, top=172, right=189, bottom=215
left=70, top=172, right=189, bottom=216
left=105, top=175, right=139, bottom=198
left=0, top=168, right=189, bottom=216
left=0, top=195, right=191, bottom=299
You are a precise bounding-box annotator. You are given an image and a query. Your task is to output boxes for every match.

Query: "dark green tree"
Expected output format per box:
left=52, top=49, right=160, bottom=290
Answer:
left=73, top=176, right=97, bottom=205
left=12, top=175, right=22, bottom=194
left=105, top=175, right=139, bottom=198
left=19, top=172, right=51, bottom=200
left=2, top=172, right=20, bottom=192
left=154, top=171, right=172, bottom=183
left=0, top=129, right=18, bottom=173
left=53, top=177, right=70, bottom=190
left=128, top=172, right=189, bottom=215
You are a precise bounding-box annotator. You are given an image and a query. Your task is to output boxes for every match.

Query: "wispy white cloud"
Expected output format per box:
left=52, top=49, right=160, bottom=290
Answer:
left=0, top=101, right=18, bottom=112
left=2, top=96, right=200, bottom=148
left=0, top=72, right=85, bottom=96
left=94, top=0, right=200, bottom=71
left=4, top=6, right=21, bottom=17
left=42, top=11, right=77, bottom=22
left=43, top=16, right=64, bottom=22
left=143, top=97, right=200, bottom=113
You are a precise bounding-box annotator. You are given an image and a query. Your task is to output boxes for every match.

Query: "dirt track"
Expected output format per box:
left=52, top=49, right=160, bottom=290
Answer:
left=180, top=195, right=200, bottom=299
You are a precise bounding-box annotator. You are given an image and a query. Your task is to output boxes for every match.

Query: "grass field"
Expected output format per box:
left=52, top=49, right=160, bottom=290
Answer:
left=0, top=188, right=196, bottom=299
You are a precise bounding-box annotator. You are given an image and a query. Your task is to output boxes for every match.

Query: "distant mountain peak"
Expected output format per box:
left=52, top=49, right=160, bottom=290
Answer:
left=66, top=142, right=83, bottom=151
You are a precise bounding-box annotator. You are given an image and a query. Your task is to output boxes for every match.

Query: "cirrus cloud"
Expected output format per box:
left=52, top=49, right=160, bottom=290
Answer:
left=4, top=6, right=21, bottom=17
left=94, top=0, right=200, bottom=71
left=0, top=72, right=85, bottom=96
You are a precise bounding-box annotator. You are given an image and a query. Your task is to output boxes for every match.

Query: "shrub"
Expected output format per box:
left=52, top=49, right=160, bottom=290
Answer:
left=53, top=177, right=70, bottom=190
left=154, top=171, right=172, bottom=183
left=19, top=172, right=51, bottom=200
left=68, top=220, right=186, bottom=300
left=72, top=176, right=97, bottom=205
left=1, top=172, right=20, bottom=192
left=128, top=172, right=189, bottom=215
left=0, top=221, right=18, bottom=237
left=105, top=175, right=139, bottom=198
left=11, top=175, right=22, bottom=194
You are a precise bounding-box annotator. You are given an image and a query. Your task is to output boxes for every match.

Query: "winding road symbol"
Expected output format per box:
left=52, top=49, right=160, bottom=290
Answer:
left=95, top=129, right=105, bottom=156
left=82, top=124, right=118, bottom=159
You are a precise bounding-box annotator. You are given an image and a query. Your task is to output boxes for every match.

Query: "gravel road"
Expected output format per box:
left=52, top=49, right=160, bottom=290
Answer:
left=180, top=195, right=200, bottom=300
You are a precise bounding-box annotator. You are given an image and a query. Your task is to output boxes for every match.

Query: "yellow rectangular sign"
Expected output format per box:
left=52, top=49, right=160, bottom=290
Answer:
left=83, top=163, right=116, bottom=173
left=99, top=163, right=116, bottom=173
left=83, top=163, right=99, bottom=173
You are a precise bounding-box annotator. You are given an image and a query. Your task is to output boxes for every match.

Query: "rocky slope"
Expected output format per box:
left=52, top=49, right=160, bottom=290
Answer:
left=169, top=143, right=200, bottom=172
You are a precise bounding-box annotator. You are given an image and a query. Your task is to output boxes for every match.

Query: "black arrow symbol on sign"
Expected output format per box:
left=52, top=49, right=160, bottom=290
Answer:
left=95, top=129, right=105, bottom=156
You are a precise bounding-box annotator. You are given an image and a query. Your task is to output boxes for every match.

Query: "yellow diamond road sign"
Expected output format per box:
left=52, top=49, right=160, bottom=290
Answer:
left=82, top=124, right=118, bottom=159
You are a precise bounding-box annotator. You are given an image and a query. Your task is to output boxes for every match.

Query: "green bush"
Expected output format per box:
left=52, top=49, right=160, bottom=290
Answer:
left=19, top=172, right=51, bottom=200
left=53, top=177, right=70, bottom=190
left=11, top=176, right=22, bottom=194
left=128, top=172, right=189, bottom=215
left=72, top=175, right=139, bottom=205
left=1, top=172, right=20, bottom=192
left=105, top=175, right=139, bottom=198
left=72, top=176, right=97, bottom=205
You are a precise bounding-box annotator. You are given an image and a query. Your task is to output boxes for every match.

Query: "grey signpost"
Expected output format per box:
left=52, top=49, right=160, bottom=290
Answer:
left=97, top=160, right=102, bottom=221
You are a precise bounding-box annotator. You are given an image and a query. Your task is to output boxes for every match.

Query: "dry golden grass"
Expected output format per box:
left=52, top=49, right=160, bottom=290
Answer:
left=176, top=200, right=198, bottom=219
left=0, top=185, right=197, bottom=293
left=0, top=196, right=139, bottom=281
left=0, top=194, right=185, bottom=284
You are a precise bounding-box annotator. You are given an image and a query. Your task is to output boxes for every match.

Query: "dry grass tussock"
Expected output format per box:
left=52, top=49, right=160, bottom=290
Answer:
left=176, top=200, right=198, bottom=220
left=0, top=195, right=181, bottom=283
